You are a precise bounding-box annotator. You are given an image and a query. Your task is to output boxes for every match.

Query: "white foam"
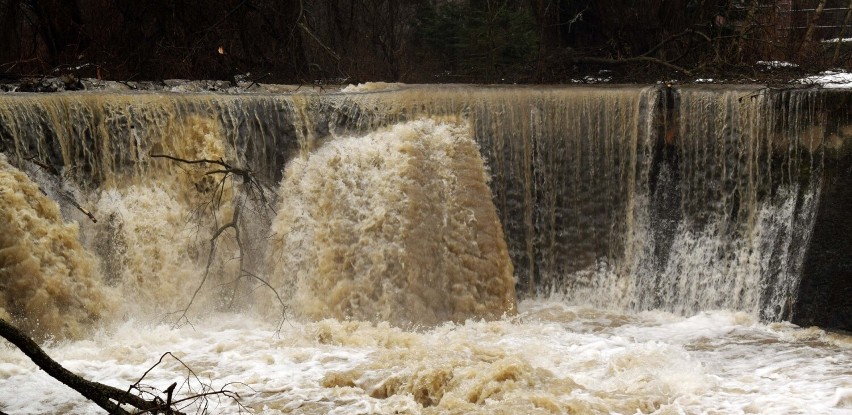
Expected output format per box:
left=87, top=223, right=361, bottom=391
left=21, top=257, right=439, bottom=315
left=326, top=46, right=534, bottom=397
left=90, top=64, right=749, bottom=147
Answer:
left=1, top=300, right=848, bottom=414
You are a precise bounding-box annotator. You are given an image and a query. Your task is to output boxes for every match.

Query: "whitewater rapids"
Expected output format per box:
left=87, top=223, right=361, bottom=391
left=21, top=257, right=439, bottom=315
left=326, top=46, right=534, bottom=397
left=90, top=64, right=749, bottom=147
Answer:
left=1, top=301, right=850, bottom=414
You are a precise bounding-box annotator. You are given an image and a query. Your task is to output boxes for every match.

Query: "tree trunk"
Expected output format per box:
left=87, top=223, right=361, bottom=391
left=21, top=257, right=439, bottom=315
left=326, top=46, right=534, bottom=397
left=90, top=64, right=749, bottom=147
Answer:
left=804, top=0, right=828, bottom=44
left=833, top=1, right=852, bottom=63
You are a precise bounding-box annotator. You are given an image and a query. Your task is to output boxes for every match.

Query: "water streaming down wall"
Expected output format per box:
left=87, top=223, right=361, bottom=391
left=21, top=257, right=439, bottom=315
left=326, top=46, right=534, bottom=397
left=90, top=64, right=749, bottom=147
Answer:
left=0, top=85, right=848, bottom=334
left=313, top=85, right=659, bottom=301
left=632, top=87, right=823, bottom=320
left=317, top=85, right=839, bottom=322
left=0, top=95, right=302, bottom=335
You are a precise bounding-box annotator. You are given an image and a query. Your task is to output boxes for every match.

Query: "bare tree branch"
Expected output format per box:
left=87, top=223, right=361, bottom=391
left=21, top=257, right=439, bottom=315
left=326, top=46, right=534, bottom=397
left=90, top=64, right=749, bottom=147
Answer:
left=574, top=55, right=693, bottom=75
left=151, top=153, right=283, bottom=329
left=22, top=155, right=97, bottom=223
left=0, top=318, right=166, bottom=415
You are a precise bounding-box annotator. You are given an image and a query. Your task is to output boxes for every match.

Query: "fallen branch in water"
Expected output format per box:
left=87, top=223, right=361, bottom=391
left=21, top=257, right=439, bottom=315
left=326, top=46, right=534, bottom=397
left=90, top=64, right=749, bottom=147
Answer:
left=121, top=352, right=252, bottom=415
left=0, top=318, right=165, bottom=415
left=0, top=318, right=249, bottom=414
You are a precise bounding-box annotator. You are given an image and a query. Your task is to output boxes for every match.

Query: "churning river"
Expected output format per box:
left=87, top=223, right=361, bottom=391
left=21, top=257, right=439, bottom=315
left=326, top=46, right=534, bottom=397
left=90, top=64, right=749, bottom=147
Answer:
left=2, top=302, right=851, bottom=414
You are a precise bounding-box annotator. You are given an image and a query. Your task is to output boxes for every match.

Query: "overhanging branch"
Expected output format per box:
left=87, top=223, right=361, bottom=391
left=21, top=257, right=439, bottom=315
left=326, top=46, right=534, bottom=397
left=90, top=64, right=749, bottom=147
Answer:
left=573, top=56, right=693, bottom=75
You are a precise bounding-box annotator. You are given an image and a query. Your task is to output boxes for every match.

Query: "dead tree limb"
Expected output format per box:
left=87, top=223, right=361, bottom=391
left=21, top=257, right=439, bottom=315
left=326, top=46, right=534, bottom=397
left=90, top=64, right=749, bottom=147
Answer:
left=62, top=192, right=98, bottom=223
left=151, top=153, right=284, bottom=328
left=22, top=155, right=97, bottom=223
left=1, top=318, right=248, bottom=414
left=171, top=203, right=242, bottom=326
left=0, top=319, right=253, bottom=415
left=24, top=155, right=59, bottom=175
left=568, top=29, right=711, bottom=76
left=246, top=72, right=271, bottom=89
left=640, top=29, right=702, bottom=59
left=0, top=318, right=167, bottom=415
left=237, top=269, right=288, bottom=333
left=121, top=352, right=248, bottom=415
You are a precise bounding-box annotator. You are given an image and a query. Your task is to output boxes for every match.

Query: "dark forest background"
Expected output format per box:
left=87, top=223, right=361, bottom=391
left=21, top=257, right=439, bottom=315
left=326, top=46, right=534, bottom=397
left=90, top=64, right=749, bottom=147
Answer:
left=1, top=0, right=850, bottom=84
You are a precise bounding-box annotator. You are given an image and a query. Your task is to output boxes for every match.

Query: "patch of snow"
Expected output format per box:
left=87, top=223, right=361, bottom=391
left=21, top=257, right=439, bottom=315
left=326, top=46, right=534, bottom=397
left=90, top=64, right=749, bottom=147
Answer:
left=694, top=78, right=714, bottom=83
left=821, top=38, right=852, bottom=43
left=341, top=82, right=404, bottom=92
left=570, top=76, right=612, bottom=84
left=582, top=75, right=612, bottom=83
left=757, top=61, right=799, bottom=68
left=800, top=70, right=852, bottom=89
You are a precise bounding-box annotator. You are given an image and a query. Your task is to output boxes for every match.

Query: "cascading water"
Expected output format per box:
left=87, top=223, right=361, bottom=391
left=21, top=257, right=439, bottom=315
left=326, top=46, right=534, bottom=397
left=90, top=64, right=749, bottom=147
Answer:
left=628, top=87, right=823, bottom=320
left=0, top=84, right=849, bottom=414
left=308, top=85, right=830, bottom=321
left=536, top=86, right=824, bottom=320
left=269, top=119, right=515, bottom=325
left=0, top=155, right=115, bottom=340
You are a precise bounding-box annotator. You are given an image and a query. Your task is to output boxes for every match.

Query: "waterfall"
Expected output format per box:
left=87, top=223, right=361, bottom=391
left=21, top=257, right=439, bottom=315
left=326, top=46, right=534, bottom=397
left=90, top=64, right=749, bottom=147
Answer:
left=0, top=155, right=115, bottom=340
left=0, top=85, right=845, bottom=337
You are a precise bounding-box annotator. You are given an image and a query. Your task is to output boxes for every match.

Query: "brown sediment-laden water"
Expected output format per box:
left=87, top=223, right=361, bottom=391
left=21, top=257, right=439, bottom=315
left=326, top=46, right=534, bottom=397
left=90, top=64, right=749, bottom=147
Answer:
left=0, top=83, right=849, bottom=414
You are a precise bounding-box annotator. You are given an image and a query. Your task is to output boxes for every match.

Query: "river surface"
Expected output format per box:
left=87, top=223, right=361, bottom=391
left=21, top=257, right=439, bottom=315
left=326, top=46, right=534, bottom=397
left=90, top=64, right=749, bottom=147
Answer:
left=2, top=300, right=850, bottom=415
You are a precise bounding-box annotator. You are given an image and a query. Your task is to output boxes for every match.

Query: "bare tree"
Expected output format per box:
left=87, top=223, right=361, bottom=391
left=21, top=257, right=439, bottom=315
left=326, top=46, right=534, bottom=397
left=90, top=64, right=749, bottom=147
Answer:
left=149, top=154, right=287, bottom=331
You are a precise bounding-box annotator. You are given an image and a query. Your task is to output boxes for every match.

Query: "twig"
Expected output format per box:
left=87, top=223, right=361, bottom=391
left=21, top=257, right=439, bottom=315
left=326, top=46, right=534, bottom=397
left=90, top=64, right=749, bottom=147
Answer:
left=24, top=156, right=97, bottom=223
left=119, top=351, right=244, bottom=415
left=640, top=29, right=702, bottom=58
left=238, top=269, right=288, bottom=332
left=298, top=22, right=341, bottom=61
left=64, top=193, right=98, bottom=223
left=24, top=155, right=59, bottom=175
left=151, top=153, right=254, bottom=180
left=246, top=72, right=272, bottom=89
